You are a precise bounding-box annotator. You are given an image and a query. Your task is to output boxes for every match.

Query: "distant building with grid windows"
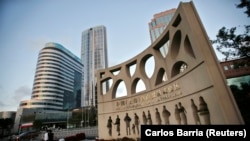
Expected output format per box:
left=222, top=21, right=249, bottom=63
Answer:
left=81, top=25, right=108, bottom=107
left=148, top=8, right=176, bottom=58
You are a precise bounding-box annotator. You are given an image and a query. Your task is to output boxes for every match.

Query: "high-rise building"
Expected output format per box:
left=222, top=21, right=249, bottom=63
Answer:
left=149, top=8, right=176, bottom=42
left=13, top=42, right=82, bottom=133
left=19, top=42, right=83, bottom=111
left=148, top=8, right=176, bottom=57
left=81, top=25, right=108, bottom=107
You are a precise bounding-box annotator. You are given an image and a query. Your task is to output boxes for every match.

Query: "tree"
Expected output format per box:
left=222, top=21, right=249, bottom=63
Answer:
left=0, top=118, right=13, bottom=137
left=211, top=1, right=250, bottom=125
left=212, top=0, right=250, bottom=64
left=229, top=82, right=250, bottom=124
left=236, top=0, right=250, bottom=17
left=212, top=25, right=250, bottom=62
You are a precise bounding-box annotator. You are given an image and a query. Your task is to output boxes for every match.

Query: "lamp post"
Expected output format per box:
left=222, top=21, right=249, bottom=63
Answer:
left=34, top=112, right=36, bottom=120
left=67, top=109, right=69, bottom=129
left=88, top=106, right=90, bottom=127
left=81, top=107, right=83, bottom=127
left=18, top=114, right=22, bottom=134
left=84, top=107, right=86, bottom=127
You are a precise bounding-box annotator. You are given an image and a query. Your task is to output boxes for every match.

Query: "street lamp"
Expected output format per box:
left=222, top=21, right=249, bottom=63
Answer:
left=81, top=107, right=83, bottom=127
left=88, top=106, right=90, bottom=127
left=84, top=107, right=86, bottom=127
left=18, top=114, right=22, bottom=134
left=67, top=109, right=69, bottom=129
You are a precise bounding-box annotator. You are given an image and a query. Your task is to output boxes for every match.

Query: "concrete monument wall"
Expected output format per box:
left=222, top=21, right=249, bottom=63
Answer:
left=96, top=1, right=244, bottom=140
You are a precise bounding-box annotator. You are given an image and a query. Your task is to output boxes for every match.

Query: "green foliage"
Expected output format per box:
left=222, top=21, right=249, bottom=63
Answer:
left=0, top=118, right=13, bottom=137
left=236, top=0, right=250, bottom=17
left=211, top=0, right=250, bottom=64
left=0, top=118, right=13, bottom=128
left=230, top=81, right=250, bottom=124
left=212, top=25, right=250, bottom=61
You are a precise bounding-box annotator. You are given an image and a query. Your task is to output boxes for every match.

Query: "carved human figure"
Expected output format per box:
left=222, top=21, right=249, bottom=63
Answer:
left=124, top=113, right=131, bottom=135
left=174, top=104, right=181, bottom=124
left=197, top=96, right=211, bottom=125
left=162, top=105, right=171, bottom=125
left=107, top=116, right=113, bottom=136
left=132, top=124, right=136, bottom=134
left=134, top=113, right=140, bottom=134
left=155, top=108, right=162, bottom=125
left=191, top=99, right=201, bottom=125
left=178, top=102, right=187, bottom=125
left=142, top=111, right=147, bottom=125
left=147, top=110, right=152, bottom=125
left=114, top=115, right=121, bottom=136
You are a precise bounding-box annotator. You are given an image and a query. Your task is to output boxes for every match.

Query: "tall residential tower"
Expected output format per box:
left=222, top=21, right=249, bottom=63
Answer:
left=81, top=25, right=108, bottom=107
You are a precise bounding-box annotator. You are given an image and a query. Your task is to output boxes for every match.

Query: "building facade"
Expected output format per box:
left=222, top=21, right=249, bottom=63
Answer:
left=0, top=111, right=16, bottom=136
left=148, top=8, right=176, bottom=42
left=220, top=57, right=250, bottom=124
left=220, top=57, right=250, bottom=79
left=81, top=25, right=108, bottom=107
left=13, top=42, right=82, bottom=133
left=97, top=2, right=244, bottom=140
left=148, top=8, right=176, bottom=58
left=19, top=42, right=83, bottom=111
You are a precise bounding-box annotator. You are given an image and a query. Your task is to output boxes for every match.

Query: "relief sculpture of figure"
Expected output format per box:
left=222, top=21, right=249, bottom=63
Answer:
left=147, top=110, right=153, bottom=125
left=114, top=115, right=121, bottom=136
left=191, top=99, right=201, bottom=125
left=174, top=104, right=181, bottom=124
left=155, top=108, right=162, bottom=125
left=142, top=111, right=147, bottom=125
left=162, top=105, right=171, bottom=125
left=124, top=113, right=131, bottom=135
left=132, top=124, right=136, bottom=134
left=107, top=116, right=113, bottom=136
left=197, top=96, right=211, bottom=124
left=178, top=102, right=187, bottom=125
left=134, top=113, right=140, bottom=134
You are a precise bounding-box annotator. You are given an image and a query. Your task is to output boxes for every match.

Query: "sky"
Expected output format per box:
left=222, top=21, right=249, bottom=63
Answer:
left=0, top=0, right=249, bottom=112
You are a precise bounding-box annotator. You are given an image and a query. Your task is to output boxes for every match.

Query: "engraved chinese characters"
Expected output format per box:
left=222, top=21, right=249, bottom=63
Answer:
left=106, top=97, right=211, bottom=136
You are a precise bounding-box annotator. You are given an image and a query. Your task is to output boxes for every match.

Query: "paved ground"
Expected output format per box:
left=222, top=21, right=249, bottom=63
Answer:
left=0, top=136, right=95, bottom=141
left=1, top=128, right=97, bottom=141
left=0, top=137, right=8, bottom=141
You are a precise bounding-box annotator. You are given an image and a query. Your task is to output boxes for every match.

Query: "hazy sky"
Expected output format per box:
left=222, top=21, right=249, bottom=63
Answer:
left=0, top=0, right=249, bottom=111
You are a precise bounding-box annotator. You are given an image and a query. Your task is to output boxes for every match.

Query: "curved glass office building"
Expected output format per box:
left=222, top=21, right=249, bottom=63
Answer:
left=20, top=42, right=83, bottom=111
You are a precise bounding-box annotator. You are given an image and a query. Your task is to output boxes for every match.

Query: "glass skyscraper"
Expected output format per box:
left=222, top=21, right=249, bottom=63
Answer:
left=148, top=8, right=176, bottom=57
left=81, top=25, right=108, bottom=107
left=149, top=8, right=176, bottom=42
left=19, top=42, right=83, bottom=111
